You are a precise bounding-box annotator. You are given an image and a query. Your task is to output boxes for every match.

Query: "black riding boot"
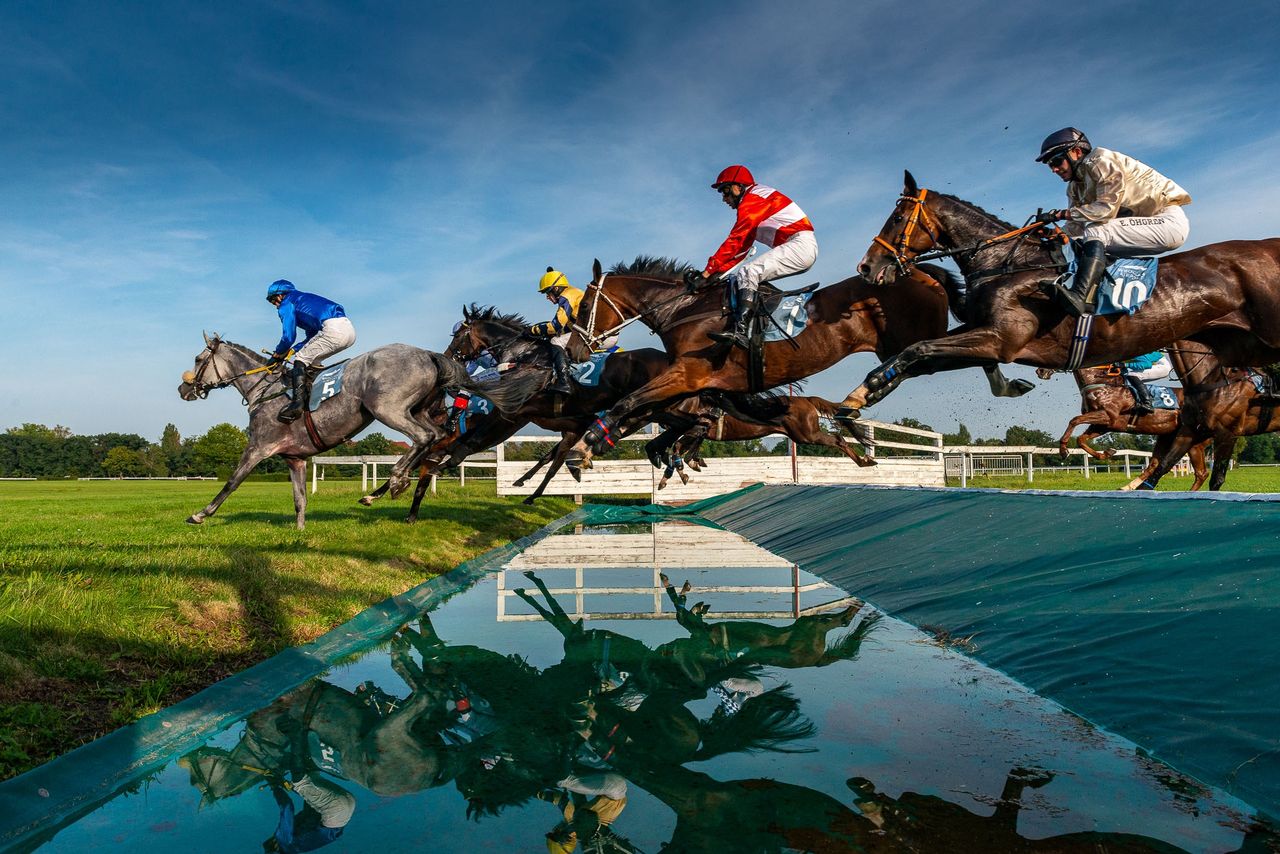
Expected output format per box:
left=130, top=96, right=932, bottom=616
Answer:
left=278, top=362, right=307, bottom=423
left=709, top=288, right=757, bottom=349
left=1125, top=374, right=1154, bottom=414
left=1054, top=239, right=1106, bottom=317
left=549, top=346, right=573, bottom=394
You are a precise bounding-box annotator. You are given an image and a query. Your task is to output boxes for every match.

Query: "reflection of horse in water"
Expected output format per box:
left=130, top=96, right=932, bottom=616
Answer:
left=625, top=764, right=1187, bottom=853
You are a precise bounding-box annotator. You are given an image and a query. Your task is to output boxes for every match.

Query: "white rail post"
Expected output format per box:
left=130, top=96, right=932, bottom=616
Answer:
left=311, top=460, right=318, bottom=494
left=1124, top=453, right=1131, bottom=477
left=1083, top=452, right=1091, bottom=479
left=361, top=461, right=368, bottom=493
left=1026, top=452, right=1034, bottom=484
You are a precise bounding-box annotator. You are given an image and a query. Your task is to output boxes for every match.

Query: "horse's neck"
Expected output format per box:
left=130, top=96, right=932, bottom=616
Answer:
left=602, top=277, right=700, bottom=336
left=1174, top=349, right=1225, bottom=386
left=933, top=198, right=1056, bottom=279
left=1076, top=368, right=1116, bottom=388
left=217, top=343, right=272, bottom=397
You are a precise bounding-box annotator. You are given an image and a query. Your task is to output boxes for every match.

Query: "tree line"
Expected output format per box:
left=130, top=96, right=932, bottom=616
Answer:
left=0, top=423, right=400, bottom=479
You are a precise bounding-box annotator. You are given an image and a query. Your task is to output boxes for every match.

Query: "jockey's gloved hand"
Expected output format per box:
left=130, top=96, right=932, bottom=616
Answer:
left=682, top=269, right=704, bottom=290
left=1034, top=209, right=1065, bottom=224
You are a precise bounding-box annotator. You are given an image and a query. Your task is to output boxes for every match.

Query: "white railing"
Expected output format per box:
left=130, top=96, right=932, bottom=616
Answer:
left=310, top=452, right=496, bottom=494
left=496, top=420, right=945, bottom=503
left=941, top=445, right=1192, bottom=486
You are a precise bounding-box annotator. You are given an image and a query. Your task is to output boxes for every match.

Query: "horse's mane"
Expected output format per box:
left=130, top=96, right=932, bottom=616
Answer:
left=610, top=256, right=697, bottom=278
left=218, top=338, right=271, bottom=365
left=931, top=192, right=1019, bottom=232
left=463, top=304, right=528, bottom=331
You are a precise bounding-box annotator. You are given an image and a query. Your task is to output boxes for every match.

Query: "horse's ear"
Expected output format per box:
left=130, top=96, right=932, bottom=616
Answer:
left=903, top=170, right=918, bottom=195
left=462, top=304, right=471, bottom=321
left=202, top=330, right=211, bottom=346
left=593, top=258, right=603, bottom=282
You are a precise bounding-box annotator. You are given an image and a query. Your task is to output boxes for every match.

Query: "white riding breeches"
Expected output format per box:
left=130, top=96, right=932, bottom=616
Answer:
left=292, top=774, right=357, bottom=828
left=295, top=316, right=356, bottom=366
left=734, top=230, right=818, bottom=294
left=1127, top=355, right=1172, bottom=383
left=1066, top=205, right=1189, bottom=257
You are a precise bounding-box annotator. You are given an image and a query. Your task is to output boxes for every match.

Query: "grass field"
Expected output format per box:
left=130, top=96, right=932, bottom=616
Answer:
left=0, top=478, right=573, bottom=781
left=944, top=464, right=1280, bottom=491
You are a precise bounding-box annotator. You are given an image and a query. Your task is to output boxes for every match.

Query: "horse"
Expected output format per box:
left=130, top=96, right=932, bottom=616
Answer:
left=1035, top=363, right=1211, bottom=490
left=178, top=334, right=541, bottom=528
left=562, top=256, right=1035, bottom=473
left=836, top=171, right=1280, bottom=423
left=1120, top=344, right=1280, bottom=491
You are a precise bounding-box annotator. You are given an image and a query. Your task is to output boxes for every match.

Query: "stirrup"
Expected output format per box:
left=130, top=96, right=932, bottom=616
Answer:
left=709, top=329, right=749, bottom=349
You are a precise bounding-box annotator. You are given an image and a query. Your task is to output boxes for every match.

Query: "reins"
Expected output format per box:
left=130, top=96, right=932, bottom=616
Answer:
left=574, top=272, right=712, bottom=349
left=187, top=337, right=285, bottom=406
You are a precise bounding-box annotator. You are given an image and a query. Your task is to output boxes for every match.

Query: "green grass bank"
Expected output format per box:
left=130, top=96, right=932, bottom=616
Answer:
left=0, top=479, right=572, bottom=781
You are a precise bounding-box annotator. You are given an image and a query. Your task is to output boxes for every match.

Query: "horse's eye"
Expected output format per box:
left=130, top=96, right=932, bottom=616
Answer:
left=892, top=214, right=904, bottom=225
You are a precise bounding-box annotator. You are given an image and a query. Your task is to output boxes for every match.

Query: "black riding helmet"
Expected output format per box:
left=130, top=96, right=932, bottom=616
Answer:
left=1035, top=127, right=1091, bottom=163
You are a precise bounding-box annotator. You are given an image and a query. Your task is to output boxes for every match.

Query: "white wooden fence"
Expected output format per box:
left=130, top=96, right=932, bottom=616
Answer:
left=498, top=521, right=856, bottom=622
left=942, top=445, right=1191, bottom=486
left=495, top=420, right=945, bottom=503
left=310, top=451, right=496, bottom=494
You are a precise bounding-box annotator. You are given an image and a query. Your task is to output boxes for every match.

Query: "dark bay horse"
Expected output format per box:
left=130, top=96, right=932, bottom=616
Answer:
left=178, top=334, right=541, bottom=528
left=838, top=171, right=1280, bottom=422
left=564, top=257, right=1033, bottom=471
left=1121, top=344, right=1279, bottom=491
left=1035, top=363, right=1211, bottom=490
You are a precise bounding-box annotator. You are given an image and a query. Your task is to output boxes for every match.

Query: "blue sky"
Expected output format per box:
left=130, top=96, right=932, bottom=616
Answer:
left=3, top=0, right=1279, bottom=443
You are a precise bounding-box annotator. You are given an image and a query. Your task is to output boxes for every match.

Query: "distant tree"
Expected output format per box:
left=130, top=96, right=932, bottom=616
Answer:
left=5, top=423, right=72, bottom=440
left=942, top=423, right=972, bottom=446
left=188, top=423, right=248, bottom=477
left=101, top=446, right=152, bottom=477
left=349, top=432, right=396, bottom=455
left=160, top=424, right=183, bottom=473
left=1003, top=425, right=1055, bottom=448
left=1239, top=433, right=1280, bottom=464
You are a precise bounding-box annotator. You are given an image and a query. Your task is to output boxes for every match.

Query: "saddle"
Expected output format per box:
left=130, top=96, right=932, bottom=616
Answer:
left=722, top=278, right=820, bottom=392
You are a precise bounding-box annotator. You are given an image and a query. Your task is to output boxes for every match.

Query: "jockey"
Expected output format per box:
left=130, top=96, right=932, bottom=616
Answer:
left=1035, top=128, right=1192, bottom=317
left=266, top=280, right=356, bottom=423
left=1120, top=350, right=1171, bottom=415
left=700, top=165, right=817, bottom=349
left=527, top=267, right=584, bottom=395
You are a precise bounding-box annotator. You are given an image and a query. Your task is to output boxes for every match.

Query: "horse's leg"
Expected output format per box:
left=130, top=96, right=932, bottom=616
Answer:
left=525, top=437, right=576, bottom=504
left=357, top=479, right=391, bottom=506
left=1123, top=428, right=1201, bottom=490
left=188, top=445, right=276, bottom=524
left=286, top=457, right=308, bottom=531
left=512, top=571, right=580, bottom=637
left=513, top=446, right=556, bottom=487
left=1054, top=412, right=1106, bottom=458
left=569, top=365, right=702, bottom=470
left=1208, top=435, right=1235, bottom=491
left=784, top=404, right=876, bottom=467
left=1075, top=426, right=1115, bottom=461
left=983, top=365, right=1035, bottom=398
left=1187, top=439, right=1210, bottom=491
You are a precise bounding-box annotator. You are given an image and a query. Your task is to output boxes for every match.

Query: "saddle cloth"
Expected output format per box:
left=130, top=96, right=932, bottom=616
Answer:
left=307, top=361, right=349, bottom=410
left=1076, top=257, right=1159, bottom=315
left=762, top=292, right=814, bottom=342
left=1144, top=383, right=1179, bottom=410
left=570, top=346, right=619, bottom=387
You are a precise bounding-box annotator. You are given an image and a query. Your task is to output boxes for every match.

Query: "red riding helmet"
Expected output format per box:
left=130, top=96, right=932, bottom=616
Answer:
left=711, top=164, right=755, bottom=189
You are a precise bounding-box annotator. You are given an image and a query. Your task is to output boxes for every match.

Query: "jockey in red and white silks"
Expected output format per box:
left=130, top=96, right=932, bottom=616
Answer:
left=703, top=165, right=817, bottom=349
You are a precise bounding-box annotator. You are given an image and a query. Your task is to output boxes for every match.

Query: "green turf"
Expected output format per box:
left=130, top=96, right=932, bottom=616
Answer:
left=0, top=479, right=572, bottom=780
left=945, top=464, right=1280, bottom=491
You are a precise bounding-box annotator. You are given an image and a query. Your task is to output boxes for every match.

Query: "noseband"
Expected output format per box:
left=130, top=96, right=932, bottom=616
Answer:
left=873, top=189, right=942, bottom=275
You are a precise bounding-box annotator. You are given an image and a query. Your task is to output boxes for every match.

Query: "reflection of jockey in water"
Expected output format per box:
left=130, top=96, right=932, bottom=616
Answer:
left=262, top=774, right=355, bottom=853
left=527, top=268, right=585, bottom=395
left=1119, top=350, right=1172, bottom=415
left=1034, top=128, right=1191, bottom=317
left=266, top=280, right=356, bottom=423
left=700, top=164, right=817, bottom=350
left=538, top=772, right=630, bottom=854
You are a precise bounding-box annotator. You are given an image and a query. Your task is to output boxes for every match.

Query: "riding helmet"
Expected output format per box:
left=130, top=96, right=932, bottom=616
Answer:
left=1035, top=128, right=1091, bottom=163
left=266, top=279, right=296, bottom=300
left=712, top=164, right=755, bottom=189
left=538, top=267, right=569, bottom=292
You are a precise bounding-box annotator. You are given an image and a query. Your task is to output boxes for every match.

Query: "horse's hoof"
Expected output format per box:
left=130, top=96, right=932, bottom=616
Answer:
left=358, top=495, right=374, bottom=506
left=1007, top=378, right=1035, bottom=397
left=659, top=572, right=671, bottom=587
left=680, top=581, right=692, bottom=595
left=834, top=406, right=862, bottom=426
left=186, top=515, right=203, bottom=525
left=404, top=516, right=418, bottom=524
left=567, top=464, right=583, bottom=483
left=523, top=570, right=537, bottom=581
left=657, top=480, right=667, bottom=490
left=678, top=473, right=690, bottom=484
left=522, top=496, right=536, bottom=505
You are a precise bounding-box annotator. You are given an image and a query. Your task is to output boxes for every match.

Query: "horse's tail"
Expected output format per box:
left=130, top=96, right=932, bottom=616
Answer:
left=430, top=353, right=543, bottom=416
left=817, top=611, right=882, bottom=667
left=812, top=397, right=875, bottom=447
left=693, top=685, right=816, bottom=760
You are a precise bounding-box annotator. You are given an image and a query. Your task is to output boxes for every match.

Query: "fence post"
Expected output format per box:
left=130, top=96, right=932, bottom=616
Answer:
left=1124, top=453, right=1131, bottom=477
left=1026, top=452, right=1034, bottom=484
left=311, top=460, right=318, bottom=494
left=960, top=452, right=968, bottom=488
left=1083, top=452, right=1091, bottom=479
left=460, top=461, right=466, bottom=488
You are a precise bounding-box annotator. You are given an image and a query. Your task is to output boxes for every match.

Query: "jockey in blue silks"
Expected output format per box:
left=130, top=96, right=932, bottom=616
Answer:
left=266, top=280, right=356, bottom=423
left=1119, top=350, right=1171, bottom=414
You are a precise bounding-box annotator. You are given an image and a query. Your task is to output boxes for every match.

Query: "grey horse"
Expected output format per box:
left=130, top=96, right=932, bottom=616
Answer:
left=178, top=333, right=543, bottom=529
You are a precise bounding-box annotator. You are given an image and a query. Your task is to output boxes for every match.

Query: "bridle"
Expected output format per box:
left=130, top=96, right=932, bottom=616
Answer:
left=182, top=335, right=280, bottom=403
left=871, top=188, right=1067, bottom=280
left=574, top=271, right=722, bottom=350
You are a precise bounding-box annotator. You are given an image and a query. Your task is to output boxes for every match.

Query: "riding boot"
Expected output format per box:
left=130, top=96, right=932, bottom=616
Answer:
left=1054, top=239, right=1106, bottom=317
left=549, top=346, right=573, bottom=394
left=278, top=362, right=307, bottom=423
left=709, top=288, right=756, bottom=349
left=1125, top=374, right=1155, bottom=414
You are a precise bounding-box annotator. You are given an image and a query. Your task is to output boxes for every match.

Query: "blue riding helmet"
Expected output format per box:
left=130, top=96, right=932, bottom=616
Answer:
left=266, top=279, right=296, bottom=301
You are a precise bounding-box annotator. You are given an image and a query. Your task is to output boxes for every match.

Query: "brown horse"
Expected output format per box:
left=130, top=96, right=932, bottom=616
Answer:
left=1035, top=364, right=1211, bottom=490
left=837, top=171, right=1280, bottom=422
left=565, top=257, right=1033, bottom=471
left=1122, top=344, right=1280, bottom=490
